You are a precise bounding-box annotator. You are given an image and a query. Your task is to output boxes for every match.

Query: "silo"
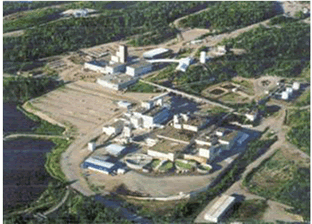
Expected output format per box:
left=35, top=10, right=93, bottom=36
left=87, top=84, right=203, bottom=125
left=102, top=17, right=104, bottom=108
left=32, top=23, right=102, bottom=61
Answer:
left=281, top=91, right=289, bottom=100
left=200, top=51, right=206, bottom=64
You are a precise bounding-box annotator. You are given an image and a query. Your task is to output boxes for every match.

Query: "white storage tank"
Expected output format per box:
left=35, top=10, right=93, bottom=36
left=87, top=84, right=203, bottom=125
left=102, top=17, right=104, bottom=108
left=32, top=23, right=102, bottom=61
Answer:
left=292, top=82, right=300, bottom=91
left=281, top=91, right=289, bottom=100
left=200, top=51, right=206, bottom=64
left=286, top=87, right=293, bottom=95
left=88, top=142, right=96, bottom=151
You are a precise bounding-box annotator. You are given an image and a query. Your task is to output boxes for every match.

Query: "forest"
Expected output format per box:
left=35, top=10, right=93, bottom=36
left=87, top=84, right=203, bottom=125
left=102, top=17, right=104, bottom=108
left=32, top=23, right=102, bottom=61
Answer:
left=286, top=109, right=310, bottom=155
left=178, top=1, right=280, bottom=32
left=3, top=1, right=212, bottom=74
left=3, top=1, right=70, bottom=16
left=3, top=76, right=62, bottom=103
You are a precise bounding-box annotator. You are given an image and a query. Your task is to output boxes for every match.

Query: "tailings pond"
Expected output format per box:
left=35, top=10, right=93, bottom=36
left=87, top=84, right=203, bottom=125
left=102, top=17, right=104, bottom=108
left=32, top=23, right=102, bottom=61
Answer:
left=3, top=103, right=55, bottom=212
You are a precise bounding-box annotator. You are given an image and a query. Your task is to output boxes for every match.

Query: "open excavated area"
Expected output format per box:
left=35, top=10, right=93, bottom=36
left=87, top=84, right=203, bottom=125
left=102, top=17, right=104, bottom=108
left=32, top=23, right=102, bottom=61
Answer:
left=28, top=81, right=160, bottom=134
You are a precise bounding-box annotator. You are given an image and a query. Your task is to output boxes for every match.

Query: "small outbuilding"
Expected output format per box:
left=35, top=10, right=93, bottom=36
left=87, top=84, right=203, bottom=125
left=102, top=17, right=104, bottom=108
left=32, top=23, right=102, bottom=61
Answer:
left=83, top=157, right=116, bottom=175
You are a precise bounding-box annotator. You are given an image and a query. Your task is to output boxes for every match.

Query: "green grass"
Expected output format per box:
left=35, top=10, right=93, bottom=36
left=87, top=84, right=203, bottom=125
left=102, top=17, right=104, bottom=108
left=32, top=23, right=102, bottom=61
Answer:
left=151, top=159, right=161, bottom=169
left=158, top=161, right=173, bottom=172
left=295, top=90, right=310, bottom=107
left=45, top=138, right=71, bottom=182
left=128, top=81, right=157, bottom=93
left=3, top=7, right=63, bottom=33
left=229, top=199, right=268, bottom=221
left=286, top=109, right=310, bottom=155
left=175, top=161, right=193, bottom=170
left=197, top=164, right=212, bottom=171
left=244, top=150, right=310, bottom=219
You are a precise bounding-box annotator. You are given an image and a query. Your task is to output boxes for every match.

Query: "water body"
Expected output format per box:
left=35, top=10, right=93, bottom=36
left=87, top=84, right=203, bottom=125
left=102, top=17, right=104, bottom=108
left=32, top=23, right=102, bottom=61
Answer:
left=3, top=103, right=55, bottom=212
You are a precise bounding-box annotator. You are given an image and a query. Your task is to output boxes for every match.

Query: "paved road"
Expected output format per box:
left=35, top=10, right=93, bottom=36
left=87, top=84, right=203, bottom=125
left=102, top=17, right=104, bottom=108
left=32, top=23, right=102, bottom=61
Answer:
left=3, top=133, right=67, bottom=141
left=140, top=79, right=234, bottom=111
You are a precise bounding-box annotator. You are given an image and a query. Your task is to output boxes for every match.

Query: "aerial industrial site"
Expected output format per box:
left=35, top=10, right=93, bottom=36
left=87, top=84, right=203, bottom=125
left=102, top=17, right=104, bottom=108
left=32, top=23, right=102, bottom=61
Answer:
left=3, top=1, right=310, bottom=223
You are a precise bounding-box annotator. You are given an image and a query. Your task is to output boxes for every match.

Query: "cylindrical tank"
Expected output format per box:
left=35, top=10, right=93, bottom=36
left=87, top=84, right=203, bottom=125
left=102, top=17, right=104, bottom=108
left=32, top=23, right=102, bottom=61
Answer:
left=200, top=51, right=206, bottom=64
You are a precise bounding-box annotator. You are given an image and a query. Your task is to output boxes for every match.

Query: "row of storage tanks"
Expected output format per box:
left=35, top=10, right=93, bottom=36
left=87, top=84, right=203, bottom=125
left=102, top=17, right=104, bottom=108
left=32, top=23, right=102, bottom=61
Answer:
left=281, top=82, right=300, bottom=100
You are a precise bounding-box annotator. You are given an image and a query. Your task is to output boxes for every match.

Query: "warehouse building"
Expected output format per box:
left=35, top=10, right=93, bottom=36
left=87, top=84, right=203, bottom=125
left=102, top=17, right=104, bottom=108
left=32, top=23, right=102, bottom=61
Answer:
left=204, top=195, right=236, bottom=223
left=83, top=156, right=117, bottom=175
left=84, top=60, right=107, bottom=73
left=103, top=120, right=124, bottom=136
left=106, top=62, right=126, bottom=74
left=97, top=74, right=138, bottom=90
left=143, top=48, right=172, bottom=59
left=105, top=144, right=127, bottom=157
left=126, top=61, right=153, bottom=77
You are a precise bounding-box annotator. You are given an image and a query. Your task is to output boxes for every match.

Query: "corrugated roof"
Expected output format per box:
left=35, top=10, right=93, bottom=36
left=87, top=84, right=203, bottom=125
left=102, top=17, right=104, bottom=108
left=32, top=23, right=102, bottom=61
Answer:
left=105, top=144, right=126, bottom=156
left=204, top=195, right=235, bottom=221
left=143, top=48, right=170, bottom=58
left=85, top=157, right=115, bottom=169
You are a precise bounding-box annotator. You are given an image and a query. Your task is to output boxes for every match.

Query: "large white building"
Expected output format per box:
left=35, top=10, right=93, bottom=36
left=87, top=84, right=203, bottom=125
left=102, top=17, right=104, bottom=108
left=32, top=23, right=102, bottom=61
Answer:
left=143, top=48, right=171, bottom=59
left=127, top=94, right=171, bottom=129
left=102, top=120, right=124, bottom=136
left=173, top=113, right=210, bottom=132
left=97, top=74, right=138, bottom=90
left=84, top=60, right=107, bottom=73
left=126, top=61, right=152, bottom=77
left=106, top=62, right=126, bottom=74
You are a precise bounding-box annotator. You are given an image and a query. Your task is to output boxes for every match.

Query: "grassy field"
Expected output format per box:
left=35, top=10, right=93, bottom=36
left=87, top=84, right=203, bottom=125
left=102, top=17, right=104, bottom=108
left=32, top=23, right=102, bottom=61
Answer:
left=219, top=92, right=248, bottom=103
left=151, top=159, right=161, bottom=169
left=228, top=199, right=268, bottom=222
left=285, top=109, right=310, bottom=155
left=175, top=160, right=193, bottom=170
left=158, top=161, right=174, bottom=172
left=128, top=81, right=158, bottom=93
left=244, top=149, right=310, bottom=219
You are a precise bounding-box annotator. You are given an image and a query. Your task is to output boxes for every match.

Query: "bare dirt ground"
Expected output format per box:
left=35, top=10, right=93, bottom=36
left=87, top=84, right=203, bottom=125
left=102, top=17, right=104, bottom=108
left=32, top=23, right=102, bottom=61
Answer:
left=29, top=81, right=158, bottom=135
left=86, top=154, right=239, bottom=197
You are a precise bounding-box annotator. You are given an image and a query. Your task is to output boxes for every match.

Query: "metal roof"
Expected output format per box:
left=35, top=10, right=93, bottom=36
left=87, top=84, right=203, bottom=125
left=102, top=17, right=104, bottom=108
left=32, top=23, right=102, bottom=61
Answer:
left=85, top=157, right=115, bottom=169
left=105, top=144, right=126, bottom=156
left=143, top=48, right=170, bottom=58
left=204, top=195, right=235, bottom=222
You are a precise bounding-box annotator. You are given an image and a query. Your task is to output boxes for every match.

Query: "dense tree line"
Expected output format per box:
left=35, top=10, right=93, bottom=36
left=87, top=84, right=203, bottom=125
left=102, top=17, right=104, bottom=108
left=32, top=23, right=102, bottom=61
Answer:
left=3, top=8, right=63, bottom=33
left=178, top=1, right=280, bottom=32
left=3, top=1, right=70, bottom=16
left=3, top=1, right=213, bottom=73
left=5, top=191, right=131, bottom=224
left=286, top=110, right=310, bottom=154
left=3, top=77, right=61, bottom=103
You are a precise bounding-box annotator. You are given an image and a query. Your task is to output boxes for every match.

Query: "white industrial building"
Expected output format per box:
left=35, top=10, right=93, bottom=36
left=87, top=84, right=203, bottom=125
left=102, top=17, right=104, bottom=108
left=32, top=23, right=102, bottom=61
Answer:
left=286, top=87, right=293, bottom=95
left=281, top=91, right=289, bottom=100
left=88, top=142, right=96, bottom=151
left=105, top=144, right=126, bottom=157
left=117, top=101, right=132, bottom=109
left=176, top=57, right=194, bottom=72
left=106, top=62, right=126, bottom=74
left=83, top=156, right=116, bottom=175
left=126, top=61, right=153, bottom=77
left=204, top=195, right=236, bottom=223
left=84, top=60, right=107, bottom=73
left=127, top=93, right=171, bottom=129
left=143, top=48, right=171, bottom=59
left=198, top=145, right=221, bottom=161
left=97, top=74, right=138, bottom=90
left=292, top=82, right=300, bottom=90
left=111, top=45, right=128, bottom=63
left=173, top=113, right=210, bottom=132
left=102, top=120, right=124, bottom=136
